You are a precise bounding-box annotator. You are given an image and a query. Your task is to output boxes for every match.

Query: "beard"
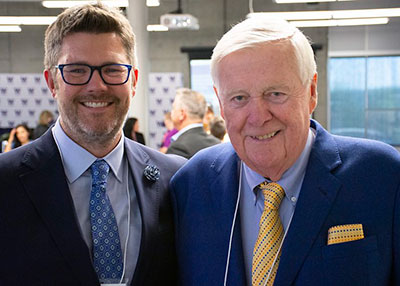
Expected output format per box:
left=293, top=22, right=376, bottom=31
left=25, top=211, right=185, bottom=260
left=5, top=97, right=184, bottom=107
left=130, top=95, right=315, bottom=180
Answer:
left=57, top=93, right=130, bottom=148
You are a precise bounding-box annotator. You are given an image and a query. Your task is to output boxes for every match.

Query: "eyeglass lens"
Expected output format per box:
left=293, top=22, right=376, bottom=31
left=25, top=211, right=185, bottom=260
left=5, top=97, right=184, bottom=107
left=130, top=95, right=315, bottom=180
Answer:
left=61, top=64, right=130, bottom=85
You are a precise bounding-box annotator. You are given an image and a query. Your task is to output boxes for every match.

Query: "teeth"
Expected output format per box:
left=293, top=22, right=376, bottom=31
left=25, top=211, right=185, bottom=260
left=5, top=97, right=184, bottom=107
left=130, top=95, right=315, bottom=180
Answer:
left=83, top=102, right=109, bottom=108
left=254, top=131, right=277, bottom=140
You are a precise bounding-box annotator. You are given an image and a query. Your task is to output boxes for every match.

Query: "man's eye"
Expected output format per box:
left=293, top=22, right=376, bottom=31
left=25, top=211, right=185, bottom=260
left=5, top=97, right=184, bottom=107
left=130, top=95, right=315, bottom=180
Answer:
left=104, top=67, right=122, bottom=73
left=70, top=69, right=86, bottom=73
left=65, top=68, right=87, bottom=74
left=233, top=95, right=245, bottom=102
left=271, top=92, right=282, bottom=97
left=266, top=92, right=289, bottom=104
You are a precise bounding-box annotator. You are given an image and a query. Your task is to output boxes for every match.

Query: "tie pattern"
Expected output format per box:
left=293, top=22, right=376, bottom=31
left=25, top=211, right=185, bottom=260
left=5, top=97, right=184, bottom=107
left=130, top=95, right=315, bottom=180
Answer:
left=252, top=182, right=285, bottom=286
left=89, top=160, right=123, bottom=282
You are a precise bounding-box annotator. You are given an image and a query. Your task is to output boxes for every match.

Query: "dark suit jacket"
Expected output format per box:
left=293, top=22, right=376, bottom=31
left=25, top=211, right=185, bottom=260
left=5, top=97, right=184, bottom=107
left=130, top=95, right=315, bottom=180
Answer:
left=170, top=120, right=400, bottom=286
left=0, top=129, right=186, bottom=286
left=167, top=126, right=220, bottom=159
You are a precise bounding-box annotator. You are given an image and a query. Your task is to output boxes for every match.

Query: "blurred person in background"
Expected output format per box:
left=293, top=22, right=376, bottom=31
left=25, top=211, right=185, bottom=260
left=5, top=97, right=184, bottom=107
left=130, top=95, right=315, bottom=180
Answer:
left=159, top=111, right=178, bottom=153
left=33, top=110, right=54, bottom=139
left=203, top=104, right=215, bottom=134
left=167, top=88, right=220, bottom=159
left=3, top=123, right=32, bottom=153
left=123, top=117, right=145, bottom=145
left=210, top=115, right=228, bottom=142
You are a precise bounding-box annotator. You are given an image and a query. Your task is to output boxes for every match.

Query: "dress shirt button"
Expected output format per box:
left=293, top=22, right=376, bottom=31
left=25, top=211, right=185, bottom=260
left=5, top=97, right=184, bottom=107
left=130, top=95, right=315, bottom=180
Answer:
left=291, top=196, right=297, bottom=203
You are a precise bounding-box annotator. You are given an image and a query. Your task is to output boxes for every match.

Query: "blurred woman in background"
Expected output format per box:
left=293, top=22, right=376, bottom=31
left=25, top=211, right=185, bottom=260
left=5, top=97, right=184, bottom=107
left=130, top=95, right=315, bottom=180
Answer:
left=4, top=124, right=32, bottom=152
left=159, top=111, right=178, bottom=153
left=123, top=117, right=146, bottom=145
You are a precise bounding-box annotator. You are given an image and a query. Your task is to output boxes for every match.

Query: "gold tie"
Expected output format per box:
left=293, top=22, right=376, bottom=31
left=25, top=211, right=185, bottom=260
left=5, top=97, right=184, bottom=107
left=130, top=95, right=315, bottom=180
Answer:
left=252, top=182, right=285, bottom=286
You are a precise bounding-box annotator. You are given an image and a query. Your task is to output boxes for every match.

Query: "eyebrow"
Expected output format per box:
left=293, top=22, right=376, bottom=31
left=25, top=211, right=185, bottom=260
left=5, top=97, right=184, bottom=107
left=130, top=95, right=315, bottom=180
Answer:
left=223, top=84, right=291, bottom=97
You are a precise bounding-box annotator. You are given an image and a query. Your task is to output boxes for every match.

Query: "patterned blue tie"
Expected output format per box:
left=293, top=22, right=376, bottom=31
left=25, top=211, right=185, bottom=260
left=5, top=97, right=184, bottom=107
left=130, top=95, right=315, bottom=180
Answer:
left=89, top=160, right=123, bottom=283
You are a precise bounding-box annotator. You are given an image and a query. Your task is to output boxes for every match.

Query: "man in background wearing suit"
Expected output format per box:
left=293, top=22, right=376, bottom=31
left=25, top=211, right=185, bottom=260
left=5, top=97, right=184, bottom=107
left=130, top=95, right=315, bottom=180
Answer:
left=167, top=88, right=220, bottom=159
left=170, top=16, right=400, bottom=285
left=0, top=3, right=185, bottom=285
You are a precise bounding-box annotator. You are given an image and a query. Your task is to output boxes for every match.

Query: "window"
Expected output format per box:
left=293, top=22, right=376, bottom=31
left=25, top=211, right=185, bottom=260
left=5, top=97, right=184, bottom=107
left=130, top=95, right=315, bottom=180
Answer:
left=190, top=59, right=220, bottom=115
left=329, top=56, right=400, bottom=146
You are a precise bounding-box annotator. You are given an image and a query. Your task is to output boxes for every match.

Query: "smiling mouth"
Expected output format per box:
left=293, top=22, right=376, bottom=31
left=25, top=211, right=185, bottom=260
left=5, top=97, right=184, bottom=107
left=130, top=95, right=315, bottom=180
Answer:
left=251, top=131, right=279, bottom=140
left=82, top=101, right=111, bottom=108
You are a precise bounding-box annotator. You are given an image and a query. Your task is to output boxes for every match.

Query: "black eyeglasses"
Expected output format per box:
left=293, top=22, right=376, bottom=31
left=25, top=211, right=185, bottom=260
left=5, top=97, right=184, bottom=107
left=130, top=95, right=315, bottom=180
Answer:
left=55, top=63, right=133, bottom=86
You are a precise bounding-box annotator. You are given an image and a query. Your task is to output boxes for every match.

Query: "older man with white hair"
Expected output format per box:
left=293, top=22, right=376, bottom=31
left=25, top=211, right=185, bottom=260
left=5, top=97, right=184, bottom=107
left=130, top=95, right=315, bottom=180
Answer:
left=170, top=16, right=400, bottom=286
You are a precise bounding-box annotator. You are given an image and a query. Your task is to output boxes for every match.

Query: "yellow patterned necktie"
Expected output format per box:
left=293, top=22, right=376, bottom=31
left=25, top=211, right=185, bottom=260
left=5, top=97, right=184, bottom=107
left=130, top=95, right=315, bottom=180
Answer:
left=252, top=182, right=285, bottom=286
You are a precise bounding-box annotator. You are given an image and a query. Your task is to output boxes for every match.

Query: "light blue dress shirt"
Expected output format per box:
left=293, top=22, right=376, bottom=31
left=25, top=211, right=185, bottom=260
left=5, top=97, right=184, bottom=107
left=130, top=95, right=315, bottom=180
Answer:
left=52, top=119, right=141, bottom=284
left=240, top=128, right=316, bottom=285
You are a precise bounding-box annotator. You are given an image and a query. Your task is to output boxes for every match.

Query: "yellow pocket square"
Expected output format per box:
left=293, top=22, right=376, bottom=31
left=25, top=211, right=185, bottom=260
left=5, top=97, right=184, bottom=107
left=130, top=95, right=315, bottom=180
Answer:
left=327, top=224, right=364, bottom=245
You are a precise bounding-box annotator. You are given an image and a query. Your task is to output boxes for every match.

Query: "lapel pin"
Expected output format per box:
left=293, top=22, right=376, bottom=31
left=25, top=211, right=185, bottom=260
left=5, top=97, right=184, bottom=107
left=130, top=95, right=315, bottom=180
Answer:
left=144, top=165, right=160, bottom=182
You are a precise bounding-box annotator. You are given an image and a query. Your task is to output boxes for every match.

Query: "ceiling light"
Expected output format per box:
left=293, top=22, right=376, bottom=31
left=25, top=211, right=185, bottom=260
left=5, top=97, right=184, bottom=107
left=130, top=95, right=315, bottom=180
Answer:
left=334, top=8, right=400, bottom=19
left=274, top=0, right=353, bottom=3
left=42, top=0, right=129, bottom=8
left=0, top=25, right=22, bottom=32
left=147, top=0, right=160, bottom=7
left=0, top=16, right=57, bottom=25
left=291, top=17, right=389, bottom=27
left=248, top=8, right=400, bottom=21
left=147, top=24, right=169, bottom=31
left=160, top=13, right=199, bottom=30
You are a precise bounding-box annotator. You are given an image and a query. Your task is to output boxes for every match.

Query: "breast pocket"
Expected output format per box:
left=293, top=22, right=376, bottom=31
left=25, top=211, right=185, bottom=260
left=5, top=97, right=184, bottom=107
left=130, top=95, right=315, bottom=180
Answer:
left=322, top=235, right=381, bottom=286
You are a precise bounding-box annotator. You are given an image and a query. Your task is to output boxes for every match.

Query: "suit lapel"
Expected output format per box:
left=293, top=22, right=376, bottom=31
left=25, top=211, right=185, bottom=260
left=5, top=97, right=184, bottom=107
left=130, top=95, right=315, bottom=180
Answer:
left=19, top=131, right=98, bottom=284
left=208, top=144, right=246, bottom=285
left=123, top=141, right=159, bottom=284
left=275, top=121, right=343, bottom=285
left=227, top=212, right=247, bottom=285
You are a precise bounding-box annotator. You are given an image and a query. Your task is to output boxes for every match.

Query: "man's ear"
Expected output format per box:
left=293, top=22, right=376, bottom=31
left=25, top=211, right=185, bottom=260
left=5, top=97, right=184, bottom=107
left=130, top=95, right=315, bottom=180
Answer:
left=131, top=69, right=139, bottom=97
left=309, top=73, right=318, bottom=114
left=213, top=85, right=224, bottom=119
left=44, top=69, right=57, bottom=98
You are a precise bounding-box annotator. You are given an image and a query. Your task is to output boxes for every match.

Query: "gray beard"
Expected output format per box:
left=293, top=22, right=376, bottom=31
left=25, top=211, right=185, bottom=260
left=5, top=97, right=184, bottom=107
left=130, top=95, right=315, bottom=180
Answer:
left=58, top=104, right=127, bottom=150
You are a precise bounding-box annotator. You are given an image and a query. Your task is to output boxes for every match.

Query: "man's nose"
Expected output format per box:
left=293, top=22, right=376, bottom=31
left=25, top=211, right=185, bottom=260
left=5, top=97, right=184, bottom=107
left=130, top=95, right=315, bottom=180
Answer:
left=87, top=69, right=108, bottom=89
left=247, top=97, right=273, bottom=126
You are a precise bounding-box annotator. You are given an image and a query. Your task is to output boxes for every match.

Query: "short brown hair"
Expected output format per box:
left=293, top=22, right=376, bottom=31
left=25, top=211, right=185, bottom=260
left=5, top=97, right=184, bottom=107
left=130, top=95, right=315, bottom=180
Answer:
left=38, top=110, right=54, bottom=125
left=44, top=3, right=136, bottom=70
left=210, top=116, right=226, bottom=141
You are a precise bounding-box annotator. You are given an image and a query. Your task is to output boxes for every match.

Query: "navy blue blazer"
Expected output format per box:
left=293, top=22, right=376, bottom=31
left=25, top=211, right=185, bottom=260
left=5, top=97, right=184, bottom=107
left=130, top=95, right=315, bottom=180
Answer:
left=0, top=129, right=186, bottom=286
left=170, top=120, right=400, bottom=286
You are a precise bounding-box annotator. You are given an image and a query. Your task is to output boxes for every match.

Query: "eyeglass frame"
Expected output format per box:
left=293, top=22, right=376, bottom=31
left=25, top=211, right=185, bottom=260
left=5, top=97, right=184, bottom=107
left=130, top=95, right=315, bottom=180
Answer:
left=55, top=63, right=133, bottom=86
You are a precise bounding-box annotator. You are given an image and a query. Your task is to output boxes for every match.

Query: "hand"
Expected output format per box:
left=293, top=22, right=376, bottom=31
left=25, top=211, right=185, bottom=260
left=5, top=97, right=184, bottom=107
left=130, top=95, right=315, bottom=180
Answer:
left=4, top=128, right=16, bottom=152
left=8, top=128, right=16, bottom=142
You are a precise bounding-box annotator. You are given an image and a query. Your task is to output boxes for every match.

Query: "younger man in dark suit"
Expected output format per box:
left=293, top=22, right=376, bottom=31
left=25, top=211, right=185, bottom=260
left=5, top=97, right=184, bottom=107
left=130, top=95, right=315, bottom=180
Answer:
left=170, top=16, right=400, bottom=285
left=0, top=3, right=185, bottom=285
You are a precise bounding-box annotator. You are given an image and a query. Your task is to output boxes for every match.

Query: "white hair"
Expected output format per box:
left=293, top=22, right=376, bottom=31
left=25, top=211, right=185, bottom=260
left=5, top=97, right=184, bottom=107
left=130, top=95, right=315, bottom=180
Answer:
left=211, top=16, right=316, bottom=86
left=174, top=88, right=207, bottom=120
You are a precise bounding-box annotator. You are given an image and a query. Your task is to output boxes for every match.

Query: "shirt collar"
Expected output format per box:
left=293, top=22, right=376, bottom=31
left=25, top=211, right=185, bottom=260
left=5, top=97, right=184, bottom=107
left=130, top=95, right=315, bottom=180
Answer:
left=171, top=123, right=204, bottom=142
left=52, top=118, right=125, bottom=183
left=243, top=128, right=316, bottom=203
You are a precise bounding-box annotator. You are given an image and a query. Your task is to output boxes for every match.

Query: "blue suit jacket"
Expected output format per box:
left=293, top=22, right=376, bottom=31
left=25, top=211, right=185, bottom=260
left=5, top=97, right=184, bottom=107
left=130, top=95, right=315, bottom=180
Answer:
left=0, top=129, right=186, bottom=286
left=170, top=120, right=400, bottom=286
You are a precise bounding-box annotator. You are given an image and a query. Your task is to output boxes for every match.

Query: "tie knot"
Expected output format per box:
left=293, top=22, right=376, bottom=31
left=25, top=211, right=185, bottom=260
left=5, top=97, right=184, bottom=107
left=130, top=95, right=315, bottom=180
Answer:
left=90, top=159, right=110, bottom=184
left=259, top=182, right=285, bottom=210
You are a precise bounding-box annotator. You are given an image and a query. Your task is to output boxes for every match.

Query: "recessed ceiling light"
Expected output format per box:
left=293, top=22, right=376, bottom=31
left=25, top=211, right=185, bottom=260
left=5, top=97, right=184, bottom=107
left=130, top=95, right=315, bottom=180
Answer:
left=42, top=0, right=129, bottom=8
left=0, top=16, right=57, bottom=25
left=0, top=25, right=22, bottom=32
left=291, top=17, right=389, bottom=27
